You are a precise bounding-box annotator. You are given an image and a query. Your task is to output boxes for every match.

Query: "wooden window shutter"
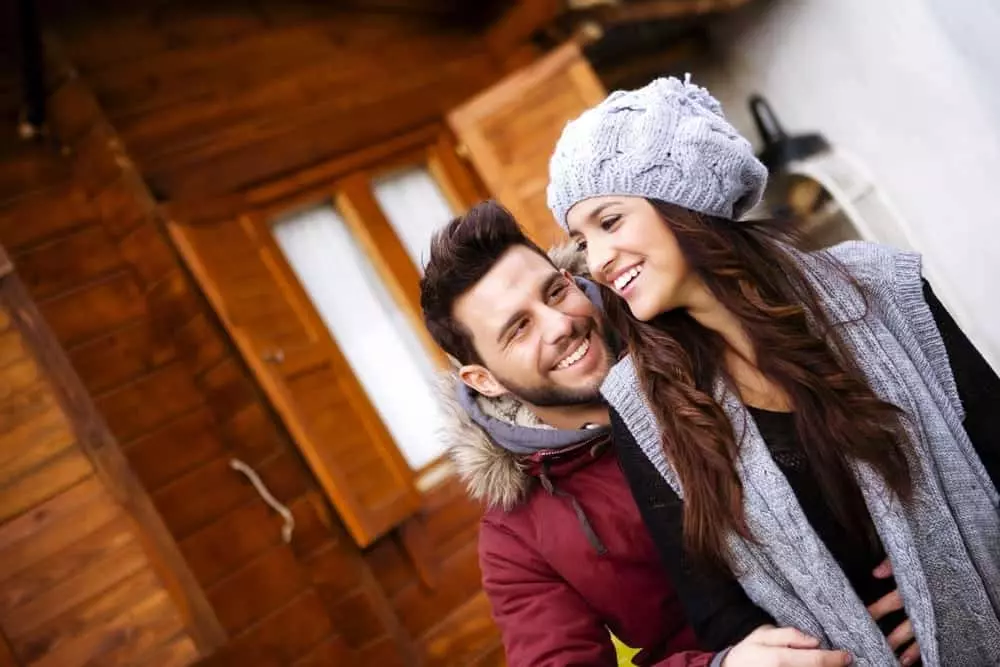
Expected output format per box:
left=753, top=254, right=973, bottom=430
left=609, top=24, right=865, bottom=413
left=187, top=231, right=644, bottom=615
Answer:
left=447, top=42, right=606, bottom=248
left=168, top=214, right=421, bottom=547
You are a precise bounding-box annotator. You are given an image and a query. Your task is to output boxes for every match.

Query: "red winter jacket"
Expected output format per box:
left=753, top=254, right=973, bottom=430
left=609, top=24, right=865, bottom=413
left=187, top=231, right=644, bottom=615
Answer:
left=440, top=376, right=717, bottom=667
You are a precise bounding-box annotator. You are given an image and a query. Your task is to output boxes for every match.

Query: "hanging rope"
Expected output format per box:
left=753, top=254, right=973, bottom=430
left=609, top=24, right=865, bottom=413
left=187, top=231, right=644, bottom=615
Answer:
left=229, top=458, right=295, bottom=543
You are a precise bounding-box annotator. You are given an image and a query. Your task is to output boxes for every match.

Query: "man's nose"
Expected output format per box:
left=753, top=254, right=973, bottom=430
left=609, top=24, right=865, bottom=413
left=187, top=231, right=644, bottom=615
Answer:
left=539, top=306, right=574, bottom=345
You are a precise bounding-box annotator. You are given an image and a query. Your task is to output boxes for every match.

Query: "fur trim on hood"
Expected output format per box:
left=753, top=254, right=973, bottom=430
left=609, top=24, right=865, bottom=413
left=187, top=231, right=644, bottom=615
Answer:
left=436, top=241, right=593, bottom=510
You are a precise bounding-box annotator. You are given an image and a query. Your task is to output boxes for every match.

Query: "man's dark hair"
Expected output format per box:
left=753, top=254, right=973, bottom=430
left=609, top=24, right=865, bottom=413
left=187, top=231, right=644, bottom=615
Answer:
left=420, top=200, right=550, bottom=365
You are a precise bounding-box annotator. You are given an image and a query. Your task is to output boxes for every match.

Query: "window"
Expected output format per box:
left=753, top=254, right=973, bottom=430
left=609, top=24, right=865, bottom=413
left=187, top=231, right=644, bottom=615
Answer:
left=372, top=166, right=455, bottom=271
left=272, top=203, right=448, bottom=471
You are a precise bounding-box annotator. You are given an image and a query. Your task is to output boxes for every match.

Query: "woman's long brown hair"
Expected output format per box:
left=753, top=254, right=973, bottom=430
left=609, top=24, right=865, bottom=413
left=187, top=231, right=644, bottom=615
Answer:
left=602, top=199, right=914, bottom=570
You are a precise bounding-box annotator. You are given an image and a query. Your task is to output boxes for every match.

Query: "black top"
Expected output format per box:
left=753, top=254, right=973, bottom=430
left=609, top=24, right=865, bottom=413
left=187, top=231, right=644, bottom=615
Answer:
left=612, top=282, right=1000, bottom=652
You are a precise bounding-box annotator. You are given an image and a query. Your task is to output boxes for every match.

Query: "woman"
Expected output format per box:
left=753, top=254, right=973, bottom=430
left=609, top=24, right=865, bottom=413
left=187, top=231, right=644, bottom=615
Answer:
left=545, top=76, right=1000, bottom=666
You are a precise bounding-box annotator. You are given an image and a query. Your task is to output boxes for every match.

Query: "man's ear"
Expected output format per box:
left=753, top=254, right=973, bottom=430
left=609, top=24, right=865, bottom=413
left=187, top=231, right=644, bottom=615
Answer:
left=458, top=364, right=507, bottom=398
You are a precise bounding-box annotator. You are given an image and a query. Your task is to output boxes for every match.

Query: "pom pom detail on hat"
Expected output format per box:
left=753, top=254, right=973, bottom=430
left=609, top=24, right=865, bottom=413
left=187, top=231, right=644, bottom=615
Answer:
left=546, top=75, right=768, bottom=230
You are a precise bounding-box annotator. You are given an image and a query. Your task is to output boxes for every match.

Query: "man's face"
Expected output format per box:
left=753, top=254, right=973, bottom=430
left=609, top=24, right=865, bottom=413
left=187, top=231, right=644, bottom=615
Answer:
left=453, top=245, right=612, bottom=407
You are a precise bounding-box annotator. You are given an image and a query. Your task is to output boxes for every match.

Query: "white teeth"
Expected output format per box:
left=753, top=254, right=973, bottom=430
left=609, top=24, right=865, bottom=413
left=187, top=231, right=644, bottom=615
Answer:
left=556, top=337, right=590, bottom=370
left=613, top=265, right=643, bottom=291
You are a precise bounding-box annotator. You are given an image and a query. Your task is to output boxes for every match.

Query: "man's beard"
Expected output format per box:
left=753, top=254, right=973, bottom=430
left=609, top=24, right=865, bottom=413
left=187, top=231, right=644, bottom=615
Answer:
left=495, top=375, right=603, bottom=408
left=491, top=326, right=611, bottom=408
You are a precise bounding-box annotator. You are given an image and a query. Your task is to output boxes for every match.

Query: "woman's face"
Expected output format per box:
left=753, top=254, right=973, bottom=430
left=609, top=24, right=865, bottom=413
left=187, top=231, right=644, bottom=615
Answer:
left=566, top=196, right=694, bottom=321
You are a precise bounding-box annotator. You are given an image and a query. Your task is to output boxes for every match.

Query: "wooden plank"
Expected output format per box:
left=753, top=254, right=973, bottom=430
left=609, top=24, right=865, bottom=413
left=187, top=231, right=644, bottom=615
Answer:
left=0, top=185, right=96, bottom=254
left=420, top=591, right=501, bottom=667
left=78, top=589, right=187, bottom=667
left=124, top=408, right=224, bottom=492
left=484, top=0, right=562, bottom=63
left=171, top=314, right=228, bottom=376
left=132, top=632, right=201, bottom=667
left=94, top=361, right=203, bottom=444
left=37, top=271, right=146, bottom=348
left=26, top=586, right=182, bottom=667
left=118, top=221, right=179, bottom=289
left=0, top=363, right=57, bottom=437
left=70, top=125, right=133, bottom=198
left=92, top=174, right=153, bottom=240
left=291, top=636, right=354, bottom=667
left=304, top=544, right=365, bottom=606
left=1, top=531, right=147, bottom=638
left=357, top=636, right=409, bottom=667
left=67, top=320, right=177, bottom=396
left=0, top=478, right=115, bottom=581
left=0, top=402, right=76, bottom=489
left=427, top=132, right=490, bottom=213
left=471, top=643, right=506, bottom=667
left=219, top=590, right=334, bottom=666
left=0, top=514, right=133, bottom=615
left=1, top=268, right=225, bottom=652
left=146, top=52, right=497, bottom=198
left=178, top=500, right=284, bottom=589
left=152, top=457, right=255, bottom=538
left=0, top=448, right=94, bottom=524
left=12, top=568, right=163, bottom=666
left=0, top=327, right=21, bottom=369
left=366, top=537, right=414, bottom=599
left=0, top=632, right=14, bottom=667
left=46, top=77, right=103, bottom=144
left=393, top=540, right=483, bottom=637
left=108, top=24, right=486, bottom=160
left=199, top=357, right=258, bottom=423
left=254, top=449, right=310, bottom=508
left=285, top=492, right=335, bottom=561
left=145, top=271, right=204, bottom=331
left=207, top=545, right=308, bottom=635
left=592, top=0, right=753, bottom=24
left=0, top=146, right=72, bottom=203
left=11, top=225, right=123, bottom=302
left=0, top=245, right=10, bottom=279
left=323, top=588, right=390, bottom=649
left=216, top=402, right=284, bottom=468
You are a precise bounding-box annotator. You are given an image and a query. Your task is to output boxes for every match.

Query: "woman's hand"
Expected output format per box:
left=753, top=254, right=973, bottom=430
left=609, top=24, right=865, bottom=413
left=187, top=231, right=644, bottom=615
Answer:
left=869, top=559, right=921, bottom=666
left=721, top=625, right=852, bottom=667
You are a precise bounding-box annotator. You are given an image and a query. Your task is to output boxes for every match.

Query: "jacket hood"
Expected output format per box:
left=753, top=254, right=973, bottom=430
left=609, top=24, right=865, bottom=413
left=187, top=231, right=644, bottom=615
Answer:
left=437, top=241, right=603, bottom=510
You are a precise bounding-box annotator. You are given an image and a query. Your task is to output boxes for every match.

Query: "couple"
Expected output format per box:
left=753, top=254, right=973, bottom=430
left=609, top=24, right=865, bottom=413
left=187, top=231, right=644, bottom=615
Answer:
left=419, top=77, right=1000, bottom=666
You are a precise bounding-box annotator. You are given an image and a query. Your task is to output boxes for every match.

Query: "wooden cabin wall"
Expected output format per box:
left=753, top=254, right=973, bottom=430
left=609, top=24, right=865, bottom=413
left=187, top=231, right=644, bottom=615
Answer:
left=1, top=3, right=511, bottom=665
left=0, top=252, right=209, bottom=665
left=48, top=2, right=505, bottom=202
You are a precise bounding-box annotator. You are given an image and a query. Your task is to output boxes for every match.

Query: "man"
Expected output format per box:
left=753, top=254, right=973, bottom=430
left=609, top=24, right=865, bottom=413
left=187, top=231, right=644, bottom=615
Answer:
left=419, top=201, right=855, bottom=667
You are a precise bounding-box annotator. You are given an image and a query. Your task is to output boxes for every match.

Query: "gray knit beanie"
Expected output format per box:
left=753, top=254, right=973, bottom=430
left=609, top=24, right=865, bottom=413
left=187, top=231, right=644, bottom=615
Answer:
left=547, top=75, right=768, bottom=229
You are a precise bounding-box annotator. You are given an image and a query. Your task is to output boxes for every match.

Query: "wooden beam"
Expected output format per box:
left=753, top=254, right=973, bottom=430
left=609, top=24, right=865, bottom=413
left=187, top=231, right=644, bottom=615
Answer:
left=590, top=0, right=753, bottom=24
left=485, top=0, right=565, bottom=70
left=0, top=244, right=10, bottom=279
left=28, top=34, right=229, bottom=656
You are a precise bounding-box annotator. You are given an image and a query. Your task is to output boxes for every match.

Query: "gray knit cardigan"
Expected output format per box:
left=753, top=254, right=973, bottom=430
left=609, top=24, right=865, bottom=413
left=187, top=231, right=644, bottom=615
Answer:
left=602, top=241, right=1000, bottom=666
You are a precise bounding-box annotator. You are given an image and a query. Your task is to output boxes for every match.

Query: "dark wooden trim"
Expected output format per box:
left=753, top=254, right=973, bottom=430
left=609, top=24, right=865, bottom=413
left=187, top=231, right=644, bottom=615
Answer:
left=0, top=260, right=227, bottom=655
left=0, top=244, right=11, bottom=279
left=163, top=124, right=442, bottom=226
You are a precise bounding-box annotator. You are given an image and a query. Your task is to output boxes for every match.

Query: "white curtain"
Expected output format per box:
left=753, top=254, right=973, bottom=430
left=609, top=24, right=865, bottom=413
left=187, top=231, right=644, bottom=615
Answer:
left=272, top=204, right=447, bottom=471
left=372, top=166, right=455, bottom=271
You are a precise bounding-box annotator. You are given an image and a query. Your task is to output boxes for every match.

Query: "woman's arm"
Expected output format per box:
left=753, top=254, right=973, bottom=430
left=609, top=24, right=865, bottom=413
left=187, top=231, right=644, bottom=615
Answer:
left=610, top=409, right=773, bottom=651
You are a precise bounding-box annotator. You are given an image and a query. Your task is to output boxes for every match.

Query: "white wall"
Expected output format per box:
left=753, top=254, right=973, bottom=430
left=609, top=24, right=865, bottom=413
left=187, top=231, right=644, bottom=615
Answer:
left=696, top=0, right=1000, bottom=369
